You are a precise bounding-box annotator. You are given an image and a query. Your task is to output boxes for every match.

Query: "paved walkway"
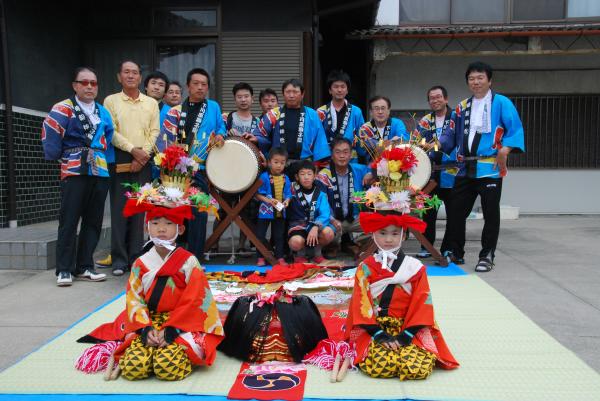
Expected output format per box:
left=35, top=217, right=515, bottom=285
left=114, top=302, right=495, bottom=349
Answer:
left=0, top=216, right=598, bottom=374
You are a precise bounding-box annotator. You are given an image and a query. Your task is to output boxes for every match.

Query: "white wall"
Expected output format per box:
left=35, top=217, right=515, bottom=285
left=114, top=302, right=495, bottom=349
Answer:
left=374, top=53, right=600, bottom=110
left=502, top=169, right=600, bottom=214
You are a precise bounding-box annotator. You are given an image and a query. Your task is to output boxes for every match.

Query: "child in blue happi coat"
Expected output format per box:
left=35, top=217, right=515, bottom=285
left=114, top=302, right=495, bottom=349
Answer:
left=287, top=160, right=335, bottom=264
left=255, top=148, right=293, bottom=266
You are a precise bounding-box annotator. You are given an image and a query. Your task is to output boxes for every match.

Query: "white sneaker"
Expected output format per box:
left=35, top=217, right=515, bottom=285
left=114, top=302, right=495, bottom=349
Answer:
left=75, top=269, right=107, bottom=282
left=57, top=272, right=73, bottom=287
left=416, top=249, right=432, bottom=258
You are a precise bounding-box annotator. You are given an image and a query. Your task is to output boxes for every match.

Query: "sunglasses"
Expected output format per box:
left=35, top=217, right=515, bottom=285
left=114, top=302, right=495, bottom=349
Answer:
left=74, top=80, right=98, bottom=87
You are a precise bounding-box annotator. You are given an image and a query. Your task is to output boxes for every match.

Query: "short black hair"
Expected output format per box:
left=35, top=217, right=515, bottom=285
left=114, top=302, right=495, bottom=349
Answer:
left=427, top=85, right=448, bottom=101
left=118, top=60, right=141, bottom=74
left=331, top=137, right=352, bottom=150
left=187, top=68, right=211, bottom=87
left=73, top=67, right=97, bottom=82
left=465, top=61, right=493, bottom=82
left=232, top=82, right=254, bottom=96
left=281, top=78, right=304, bottom=94
left=295, top=159, right=316, bottom=174
left=168, top=80, right=182, bottom=90
left=268, top=147, right=288, bottom=161
left=259, top=88, right=278, bottom=101
left=144, top=71, right=169, bottom=90
left=368, top=95, right=391, bottom=109
left=326, top=70, right=351, bottom=90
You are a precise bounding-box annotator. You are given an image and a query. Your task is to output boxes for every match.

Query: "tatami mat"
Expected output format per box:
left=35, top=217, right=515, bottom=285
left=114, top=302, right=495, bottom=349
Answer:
left=1, top=273, right=599, bottom=401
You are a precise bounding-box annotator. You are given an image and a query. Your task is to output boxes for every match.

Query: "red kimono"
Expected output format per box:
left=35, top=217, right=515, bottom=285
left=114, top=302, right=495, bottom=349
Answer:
left=345, top=254, right=459, bottom=370
left=85, top=247, right=224, bottom=366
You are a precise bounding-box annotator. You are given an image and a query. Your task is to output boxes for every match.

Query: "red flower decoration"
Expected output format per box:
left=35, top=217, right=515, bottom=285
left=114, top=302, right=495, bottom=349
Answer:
left=378, top=147, right=419, bottom=172
left=162, top=145, right=187, bottom=172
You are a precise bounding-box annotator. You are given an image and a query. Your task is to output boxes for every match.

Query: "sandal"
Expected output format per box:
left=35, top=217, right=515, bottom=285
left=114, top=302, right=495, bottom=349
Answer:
left=474, top=257, right=494, bottom=273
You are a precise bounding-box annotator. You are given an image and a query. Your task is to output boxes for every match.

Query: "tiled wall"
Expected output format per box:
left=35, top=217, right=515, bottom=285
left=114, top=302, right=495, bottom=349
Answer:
left=0, top=108, right=61, bottom=227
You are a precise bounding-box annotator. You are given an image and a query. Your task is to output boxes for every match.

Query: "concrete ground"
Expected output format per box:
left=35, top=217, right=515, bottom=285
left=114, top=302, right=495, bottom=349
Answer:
left=0, top=215, right=599, bottom=374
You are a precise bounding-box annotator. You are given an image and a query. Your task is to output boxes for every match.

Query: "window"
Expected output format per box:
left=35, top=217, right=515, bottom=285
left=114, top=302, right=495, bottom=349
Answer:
left=157, top=44, right=216, bottom=98
left=451, top=0, right=506, bottom=23
left=399, top=0, right=450, bottom=24
left=513, top=0, right=566, bottom=21
left=568, top=0, right=600, bottom=18
left=153, top=9, right=217, bottom=32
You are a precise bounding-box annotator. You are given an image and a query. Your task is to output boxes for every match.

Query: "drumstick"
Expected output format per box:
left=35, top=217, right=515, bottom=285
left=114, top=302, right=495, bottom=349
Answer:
left=109, top=365, right=121, bottom=381
left=104, top=354, right=115, bottom=381
left=329, top=353, right=341, bottom=383
left=336, top=356, right=352, bottom=382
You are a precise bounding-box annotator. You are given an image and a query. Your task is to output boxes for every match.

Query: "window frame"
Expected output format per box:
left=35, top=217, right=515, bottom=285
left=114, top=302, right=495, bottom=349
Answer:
left=151, top=6, right=220, bottom=36
left=396, top=0, right=600, bottom=26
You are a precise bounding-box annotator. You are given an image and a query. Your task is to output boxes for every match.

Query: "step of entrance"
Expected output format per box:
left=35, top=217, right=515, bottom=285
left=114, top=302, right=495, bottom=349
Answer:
left=0, top=220, right=111, bottom=270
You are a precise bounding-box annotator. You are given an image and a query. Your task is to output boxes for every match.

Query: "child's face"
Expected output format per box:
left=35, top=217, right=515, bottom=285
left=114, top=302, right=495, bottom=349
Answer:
left=296, top=168, right=315, bottom=189
left=147, top=217, right=182, bottom=242
left=269, top=154, right=287, bottom=175
left=373, top=225, right=403, bottom=251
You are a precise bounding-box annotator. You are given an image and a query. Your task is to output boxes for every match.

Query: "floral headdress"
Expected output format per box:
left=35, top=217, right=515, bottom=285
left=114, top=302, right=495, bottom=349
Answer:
left=123, top=144, right=218, bottom=223
left=352, top=138, right=441, bottom=218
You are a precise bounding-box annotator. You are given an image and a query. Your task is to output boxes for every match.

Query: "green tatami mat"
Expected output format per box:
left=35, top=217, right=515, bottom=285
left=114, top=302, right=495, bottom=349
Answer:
left=1, top=275, right=599, bottom=401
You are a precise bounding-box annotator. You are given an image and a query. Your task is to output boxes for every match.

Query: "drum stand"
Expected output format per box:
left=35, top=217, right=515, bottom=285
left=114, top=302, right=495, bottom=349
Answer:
left=358, top=180, right=448, bottom=267
left=204, top=179, right=279, bottom=266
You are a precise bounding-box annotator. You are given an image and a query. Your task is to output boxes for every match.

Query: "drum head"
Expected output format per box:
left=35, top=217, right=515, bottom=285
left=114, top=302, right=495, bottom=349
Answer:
left=398, top=144, right=432, bottom=190
left=206, top=139, right=260, bottom=193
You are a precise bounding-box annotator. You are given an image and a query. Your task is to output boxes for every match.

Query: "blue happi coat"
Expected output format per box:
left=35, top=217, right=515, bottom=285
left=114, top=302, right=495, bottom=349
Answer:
left=316, top=102, right=365, bottom=144
left=253, top=106, right=331, bottom=161
left=160, top=98, right=226, bottom=164
left=357, top=118, right=409, bottom=160
left=417, top=107, right=457, bottom=188
left=287, top=183, right=334, bottom=232
left=42, top=98, right=114, bottom=179
left=317, top=162, right=370, bottom=220
left=440, top=92, right=525, bottom=179
left=257, top=171, right=293, bottom=219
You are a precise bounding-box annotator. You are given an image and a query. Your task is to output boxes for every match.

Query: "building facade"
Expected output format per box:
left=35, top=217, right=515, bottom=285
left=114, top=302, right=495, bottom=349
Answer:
left=351, top=0, right=600, bottom=213
left=0, top=0, right=376, bottom=227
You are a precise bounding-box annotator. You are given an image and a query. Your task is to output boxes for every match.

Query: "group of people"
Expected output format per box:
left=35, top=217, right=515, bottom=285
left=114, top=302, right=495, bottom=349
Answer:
left=44, top=58, right=527, bottom=385
left=41, top=60, right=524, bottom=288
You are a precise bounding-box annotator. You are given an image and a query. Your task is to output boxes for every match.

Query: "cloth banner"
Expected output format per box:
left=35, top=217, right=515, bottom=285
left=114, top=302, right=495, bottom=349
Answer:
left=227, top=362, right=307, bottom=401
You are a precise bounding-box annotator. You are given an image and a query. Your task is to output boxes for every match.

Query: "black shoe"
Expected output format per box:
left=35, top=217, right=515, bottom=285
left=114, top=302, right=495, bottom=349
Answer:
left=475, top=257, right=494, bottom=273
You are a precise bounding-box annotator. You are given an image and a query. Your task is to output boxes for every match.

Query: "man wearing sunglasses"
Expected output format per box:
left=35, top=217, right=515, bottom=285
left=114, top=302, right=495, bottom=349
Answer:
left=42, top=67, right=114, bottom=287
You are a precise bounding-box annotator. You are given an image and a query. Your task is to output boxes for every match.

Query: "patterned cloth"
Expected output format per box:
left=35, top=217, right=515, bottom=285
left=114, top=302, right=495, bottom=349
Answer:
left=41, top=98, right=114, bottom=179
left=83, top=247, right=224, bottom=376
left=345, top=255, right=459, bottom=375
left=253, top=106, right=330, bottom=161
left=440, top=91, right=525, bottom=179
left=358, top=316, right=436, bottom=380
left=119, top=312, right=192, bottom=381
left=249, top=309, right=294, bottom=363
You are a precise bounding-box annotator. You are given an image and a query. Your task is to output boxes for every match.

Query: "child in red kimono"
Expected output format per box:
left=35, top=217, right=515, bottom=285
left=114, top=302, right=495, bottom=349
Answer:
left=78, top=187, right=224, bottom=381
left=345, top=211, right=459, bottom=380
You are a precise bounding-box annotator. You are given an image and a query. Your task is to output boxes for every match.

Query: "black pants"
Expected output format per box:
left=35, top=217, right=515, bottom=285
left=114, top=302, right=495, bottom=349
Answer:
left=256, top=218, right=286, bottom=259
left=421, top=187, right=451, bottom=250
left=56, top=175, right=109, bottom=275
left=187, top=171, right=209, bottom=259
left=110, top=151, right=152, bottom=269
left=445, top=176, right=502, bottom=260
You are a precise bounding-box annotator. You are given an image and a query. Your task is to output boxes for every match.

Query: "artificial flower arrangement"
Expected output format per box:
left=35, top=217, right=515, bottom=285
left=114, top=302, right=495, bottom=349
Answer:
left=352, top=138, right=441, bottom=217
left=124, top=144, right=218, bottom=216
left=153, top=144, right=200, bottom=191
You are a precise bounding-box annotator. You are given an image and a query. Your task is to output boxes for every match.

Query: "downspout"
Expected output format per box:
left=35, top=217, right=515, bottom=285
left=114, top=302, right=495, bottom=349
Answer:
left=0, top=0, right=16, bottom=228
